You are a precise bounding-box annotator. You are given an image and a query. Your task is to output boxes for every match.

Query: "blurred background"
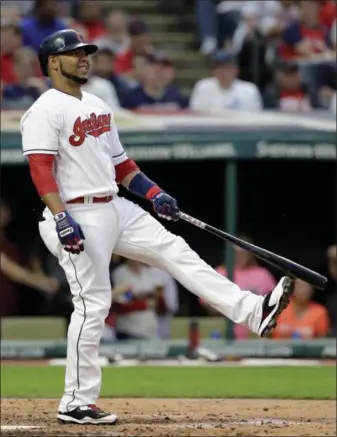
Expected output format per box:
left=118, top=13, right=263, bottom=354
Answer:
left=1, top=0, right=336, bottom=354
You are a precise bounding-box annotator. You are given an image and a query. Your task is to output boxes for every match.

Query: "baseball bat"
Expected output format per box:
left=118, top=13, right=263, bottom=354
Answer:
left=177, top=211, right=327, bottom=290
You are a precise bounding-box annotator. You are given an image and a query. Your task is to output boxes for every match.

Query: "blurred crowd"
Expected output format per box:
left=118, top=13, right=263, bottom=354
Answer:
left=1, top=0, right=336, bottom=341
left=1, top=198, right=336, bottom=340
left=200, top=235, right=337, bottom=340
left=1, top=0, right=336, bottom=114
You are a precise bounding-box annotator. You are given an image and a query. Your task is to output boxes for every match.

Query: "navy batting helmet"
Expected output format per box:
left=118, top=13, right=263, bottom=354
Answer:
left=38, top=29, right=98, bottom=76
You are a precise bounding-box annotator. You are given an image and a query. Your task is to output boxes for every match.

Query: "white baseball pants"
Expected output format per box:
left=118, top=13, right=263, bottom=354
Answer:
left=39, top=196, right=263, bottom=412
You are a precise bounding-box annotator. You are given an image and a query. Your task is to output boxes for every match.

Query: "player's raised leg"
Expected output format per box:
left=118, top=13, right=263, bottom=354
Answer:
left=39, top=203, right=118, bottom=424
left=113, top=198, right=294, bottom=337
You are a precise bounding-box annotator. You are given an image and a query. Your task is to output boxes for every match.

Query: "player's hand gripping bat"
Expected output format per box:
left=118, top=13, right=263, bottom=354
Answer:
left=177, top=211, right=327, bottom=290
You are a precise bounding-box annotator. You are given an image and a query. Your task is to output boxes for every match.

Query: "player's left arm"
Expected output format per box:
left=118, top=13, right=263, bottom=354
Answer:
left=110, top=118, right=179, bottom=221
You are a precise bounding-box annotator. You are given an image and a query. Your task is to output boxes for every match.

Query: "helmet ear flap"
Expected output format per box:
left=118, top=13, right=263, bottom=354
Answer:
left=38, top=50, right=49, bottom=76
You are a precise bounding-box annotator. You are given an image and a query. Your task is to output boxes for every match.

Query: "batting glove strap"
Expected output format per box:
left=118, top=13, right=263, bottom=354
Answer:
left=54, top=211, right=85, bottom=254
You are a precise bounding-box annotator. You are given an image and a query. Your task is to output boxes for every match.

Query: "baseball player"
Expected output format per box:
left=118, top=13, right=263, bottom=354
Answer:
left=20, top=30, right=294, bottom=425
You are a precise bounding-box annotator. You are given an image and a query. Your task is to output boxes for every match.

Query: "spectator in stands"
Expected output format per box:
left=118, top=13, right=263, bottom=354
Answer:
left=318, top=83, right=337, bottom=112
left=319, top=1, right=337, bottom=31
left=110, top=259, right=161, bottom=340
left=1, top=1, right=34, bottom=19
left=263, top=60, right=319, bottom=112
left=232, top=1, right=299, bottom=53
left=230, top=1, right=293, bottom=89
left=91, top=48, right=132, bottom=105
left=200, top=234, right=276, bottom=339
left=82, top=72, right=121, bottom=110
left=2, top=47, right=49, bottom=110
left=62, top=18, right=89, bottom=42
left=115, top=18, right=154, bottom=80
left=329, top=91, right=337, bottom=113
left=219, top=235, right=276, bottom=339
left=196, top=0, right=243, bottom=55
left=21, top=0, right=66, bottom=52
left=0, top=199, right=59, bottom=317
left=76, top=0, right=104, bottom=41
left=122, top=53, right=188, bottom=111
left=152, top=268, right=179, bottom=339
left=189, top=51, right=263, bottom=113
left=93, top=10, right=131, bottom=55
left=279, top=0, right=334, bottom=60
left=155, top=52, right=188, bottom=107
left=272, top=278, right=330, bottom=339
left=196, top=0, right=218, bottom=56
left=1, top=22, right=23, bottom=85
left=29, top=238, right=73, bottom=328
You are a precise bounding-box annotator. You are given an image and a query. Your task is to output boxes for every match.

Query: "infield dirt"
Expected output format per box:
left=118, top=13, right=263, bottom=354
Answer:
left=1, top=398, right=336, bottom=436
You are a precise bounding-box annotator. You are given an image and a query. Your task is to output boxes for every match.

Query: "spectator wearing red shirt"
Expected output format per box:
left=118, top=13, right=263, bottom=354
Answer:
left=115, top=18, right=154, bottom=79
left=319, top=0, right=337, bottom=30
left=263, top=60, right=319, bottom=112
left=279, top=0, right=332, bottom=60
left=2, top=47, right=49, bottom=110
left=1, top=22, right=23, bottom=85
left=76, top=1, right=104, bottom=41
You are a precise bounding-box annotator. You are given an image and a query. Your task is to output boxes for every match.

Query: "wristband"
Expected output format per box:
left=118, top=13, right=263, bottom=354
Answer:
left=128, top=172, right=162, bottom=199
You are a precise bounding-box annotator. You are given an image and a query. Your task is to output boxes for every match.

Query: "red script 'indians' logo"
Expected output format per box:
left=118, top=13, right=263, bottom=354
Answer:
left=69, top=113, right=111, bottom=146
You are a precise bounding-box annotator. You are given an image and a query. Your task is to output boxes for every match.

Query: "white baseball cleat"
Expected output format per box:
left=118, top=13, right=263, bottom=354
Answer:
left=258, top=276, right=295, bottom=338
left=57, top=404, right=117, bottom=425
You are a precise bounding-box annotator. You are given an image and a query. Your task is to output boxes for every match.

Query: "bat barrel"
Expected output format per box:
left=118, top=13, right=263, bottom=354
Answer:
left=208, top=226, right=327, bottom=290
left=179, top=212, right=328, bottom=290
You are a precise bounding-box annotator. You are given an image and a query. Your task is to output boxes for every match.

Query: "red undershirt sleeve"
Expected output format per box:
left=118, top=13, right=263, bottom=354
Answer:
left=114, top=158, right=139, bottom=184
left=27, top=154, right=59, bottom=197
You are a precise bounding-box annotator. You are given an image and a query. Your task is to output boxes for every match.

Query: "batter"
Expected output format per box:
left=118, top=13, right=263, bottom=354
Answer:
left=20, top=30, right=294, bottom=425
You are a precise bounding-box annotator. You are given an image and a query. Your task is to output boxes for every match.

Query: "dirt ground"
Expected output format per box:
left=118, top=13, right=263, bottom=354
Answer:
left=1, top=399, right=336, bottom=436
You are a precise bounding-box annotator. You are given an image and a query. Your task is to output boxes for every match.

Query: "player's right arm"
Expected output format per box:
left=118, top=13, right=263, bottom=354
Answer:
left=21, top=103, right=85, bottom=255
left=20, top=105, right=65, bottom=214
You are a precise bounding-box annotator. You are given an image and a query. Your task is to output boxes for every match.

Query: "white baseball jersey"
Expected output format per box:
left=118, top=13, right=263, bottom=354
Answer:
left=20, top=88, right=127, bottom=202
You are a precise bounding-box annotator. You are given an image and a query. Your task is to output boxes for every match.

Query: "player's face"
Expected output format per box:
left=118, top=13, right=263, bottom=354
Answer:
left=53, top=48, right=90, bottom=85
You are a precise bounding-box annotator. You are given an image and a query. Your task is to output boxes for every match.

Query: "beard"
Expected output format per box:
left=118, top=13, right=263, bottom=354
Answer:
left=60, top=62, right=88, bottom=85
